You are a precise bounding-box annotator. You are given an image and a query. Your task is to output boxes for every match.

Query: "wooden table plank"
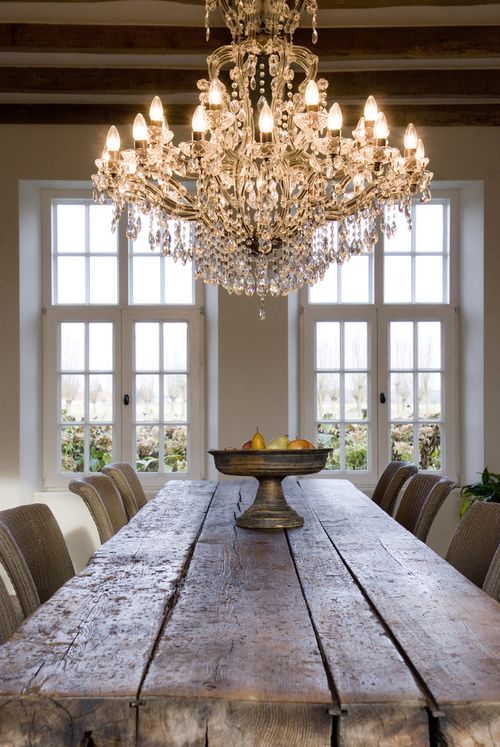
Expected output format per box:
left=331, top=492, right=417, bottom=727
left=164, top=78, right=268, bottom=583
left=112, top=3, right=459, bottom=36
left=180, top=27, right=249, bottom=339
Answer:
left=302, top=478, right=500, bottom=746
left=0, top=481, right=217, bottom=747
left=283, top=479, right=430, bottom=747
left=139, top=481, right=334, bottom=747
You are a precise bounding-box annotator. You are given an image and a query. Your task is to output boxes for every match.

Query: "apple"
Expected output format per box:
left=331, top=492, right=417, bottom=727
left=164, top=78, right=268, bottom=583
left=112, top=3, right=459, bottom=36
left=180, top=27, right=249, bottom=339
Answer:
left=287, top=438, right=315, bottom=450
left=241, top=440, right=252, bottom=449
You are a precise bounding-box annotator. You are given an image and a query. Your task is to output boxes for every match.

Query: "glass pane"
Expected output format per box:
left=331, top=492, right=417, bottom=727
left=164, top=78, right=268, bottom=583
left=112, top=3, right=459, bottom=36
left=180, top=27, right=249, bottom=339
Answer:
left=132, top=224, right=151, bottom=253
left=164, top=323, right=188, bottom=370
left=391, top=423, right=414, bottom=463
left=56, top=257, right=86, bottom=304
left=89, top=425, right=113, bottom=472
left=89, top=323, right=113, bottom=371
left=419, top=424, right=441, bottom=470
left=344, top=322, right=367, bottom=369
left=56, top=204, right=85, bottom=254
left=132, top=256, right=161, bottom=304
left=60, top=424, right=84, bottom=473
left=316, top=322, right=340, bottom=369
left=384, top=210, right=411, bottom=253
left=164, top=374, right=187, bottom=421
left=164, top=425, right=187, bottom=473
left=415, top=204, right=444, bottom=253
left=384, top=256, right=411, bottom=303
left=317, top=373, right=340, bottom=420
left=136, top=425, right=159, bottom=472
left=164, top=258, right=194, bottom=304
left=390, top=372, right=414, bottom=419
left=309, top=263, right=337, bottom=304
left=135, top=323, right=159, bottom=371
left=61, top=323, right=84, bottom=370
left=345, top=424, right=368, bottom=470
left=317, top=424, right=340, bottom=470
left=418, top=372, right=441, bottom=419
left=89, top=205, right=117, bottom=254
left=390, top=322, right=414, bottom=369
left=418, top=322, right=441, bottom=369
left=89, top=374, right=113, bottom=421
left=341, top=256, right=370, bottom=303
left=345, top=373, right=367, bottom=420
left=60, top=374, right=84, bottom=421
left=135, top=374, right=159, bottom=421
left=415, top=256, right=443, bottom=303
left=89, top=257, right=118, bottom=304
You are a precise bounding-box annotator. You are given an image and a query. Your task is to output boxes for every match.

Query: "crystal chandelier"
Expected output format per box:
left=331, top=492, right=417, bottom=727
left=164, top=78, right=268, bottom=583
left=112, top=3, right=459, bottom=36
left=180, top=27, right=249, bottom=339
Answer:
left=92, top=0, right=432, bottom=318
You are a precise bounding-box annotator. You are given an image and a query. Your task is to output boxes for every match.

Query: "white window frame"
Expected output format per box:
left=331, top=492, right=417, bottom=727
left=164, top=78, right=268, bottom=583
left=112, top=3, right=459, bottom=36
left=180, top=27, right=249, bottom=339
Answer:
left=42, top=188, right=205, bottom=490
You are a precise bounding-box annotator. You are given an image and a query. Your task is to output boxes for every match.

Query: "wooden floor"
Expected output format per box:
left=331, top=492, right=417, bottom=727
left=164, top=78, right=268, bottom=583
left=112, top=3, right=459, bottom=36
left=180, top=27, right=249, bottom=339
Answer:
left=0, top=479, right=498, bottom=746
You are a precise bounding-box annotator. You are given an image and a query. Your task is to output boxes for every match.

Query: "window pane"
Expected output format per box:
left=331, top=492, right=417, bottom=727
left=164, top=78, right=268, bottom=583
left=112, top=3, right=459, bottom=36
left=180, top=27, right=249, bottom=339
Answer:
left=89, top=257, right=118, bottom=304
left=61, top=374, right=84, bottom=421
left=136, top=425, right=159, bottom=472
left=345, top=424, right=368, bottom=470
left=415, top=256, right=443, bottom=303
left=89, top=323, right=113, bottom=371
left=164, top=258, right=194, bottom=304
left=390, top=322, right=414, bottom=369
left=135, top=323, right=159, bottom=370
left=384, top=210, right=411, bottom=253
left=135, top=374, right=159, bottom=421
left=415, top=204, right=443, bottom=253
left=132, top=256, right=161, bottom=304
left=418, top=322, right=441, bottom=369
left=419, top=424, right=441, bottom=470
left=56, top=257, right=86, bottom=304
left=316, top=322, right=340, bottom=369
left=89, top=425, right=113, bottom=472
left=384, top=256, right=411, bottom=303
left=309, top=264, right=337, bottom=304
left=164, top=425, right=187, bottom=473
left=61, top=323, right=84, bottom=370
left=317, top=373, right=340, bottom=420
left=60, top=424, right=84, bottom=473
left=344, top=322, right=367, bottom=369
left=132, top=226, right=150, bottom=253
left=317, top=424, right=340, bottom=470
left=89, top=374, right=113, bottom=421
left=418, top=372, right=441, bottom=419
left=164, top=323, right=188, bottom=370
left=345, top=373, right=367, bottom=420
left=89, top=205, right=117, bottom=254
left=390, top=372, right=414, bottom=419
left=56, top=204, right=85, bottom=253
left=341, top=256, right=370, bottom=303
left=391, top=423, right=414, bottom=463
left=164, top=374, right=187, bottom=421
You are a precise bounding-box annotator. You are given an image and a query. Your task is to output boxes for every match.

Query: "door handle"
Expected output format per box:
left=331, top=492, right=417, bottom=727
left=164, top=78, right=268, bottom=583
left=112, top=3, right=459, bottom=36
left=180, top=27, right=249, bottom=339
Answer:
left=379, top=392, right=386, bottom=404
left=123, top=394, right=130, bottom=406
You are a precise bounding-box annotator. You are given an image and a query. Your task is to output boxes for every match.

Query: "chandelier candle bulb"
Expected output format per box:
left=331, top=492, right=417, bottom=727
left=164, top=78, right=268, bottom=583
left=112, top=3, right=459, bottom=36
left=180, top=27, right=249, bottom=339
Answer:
left=305, top=80, right=319, bottom=112
left=327, top=102, right=342, bottom=136
left=105, top=125, right=120, bottom=157
left=259, top=101, right=274, bottom=143
left=404, top=123, right=418, bottom=156
left=208, top=80, right=224, bottom=110
left=192, top=105, right=208, bottom=141
left=133, top=113, right=148, bottom=150
left=416, top=138, right=426, bottom=160
left=374, top=112, right=389, bottom=145
left=149, top=96, right=164, bottom=123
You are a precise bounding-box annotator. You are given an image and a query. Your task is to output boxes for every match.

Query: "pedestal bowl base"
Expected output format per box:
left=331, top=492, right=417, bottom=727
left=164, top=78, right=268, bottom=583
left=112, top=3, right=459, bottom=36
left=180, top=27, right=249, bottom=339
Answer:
left=235, top=477, right=304, bottom=530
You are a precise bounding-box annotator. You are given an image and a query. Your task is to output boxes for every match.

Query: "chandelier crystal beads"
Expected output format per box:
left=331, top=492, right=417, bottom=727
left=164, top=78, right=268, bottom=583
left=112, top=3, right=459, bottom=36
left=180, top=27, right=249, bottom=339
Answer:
left=92, top=0, right=432, bottom=308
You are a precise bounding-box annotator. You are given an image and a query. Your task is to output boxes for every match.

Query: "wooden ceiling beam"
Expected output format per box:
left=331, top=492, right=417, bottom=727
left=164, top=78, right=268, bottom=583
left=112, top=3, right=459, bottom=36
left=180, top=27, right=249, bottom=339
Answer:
left=0, top=102, right=499, bottom=126
left=1, top=24, right=500, bottom=59
left=1, top=0, right=499, bottom=5
left=1, top=66, right=499, bottom=98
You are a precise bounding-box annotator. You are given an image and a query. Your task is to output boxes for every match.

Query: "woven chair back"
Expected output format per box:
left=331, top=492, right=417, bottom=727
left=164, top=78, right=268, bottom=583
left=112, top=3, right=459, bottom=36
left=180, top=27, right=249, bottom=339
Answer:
left=446, top=501, right=500, bottom=588
left=483, top=545, right=500, bottom=602
left=69, top=476, right=126, bottom=544
left=0, top=504, right=74, bottom=608
left=395, top=473, right=443, bottom=534
left=413, top=477, right=455, bottom=542
left=102, top=462, right=147, bottom=518
left=378, top=463, right=418, bottom=515
left=0, top=573, right=18, bottom=644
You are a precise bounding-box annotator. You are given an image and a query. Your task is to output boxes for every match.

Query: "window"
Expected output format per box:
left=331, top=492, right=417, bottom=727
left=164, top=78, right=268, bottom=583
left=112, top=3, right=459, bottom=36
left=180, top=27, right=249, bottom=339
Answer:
left=301, top=195, right=457, bottom=487
left=43, top=191, right=203, bottom=489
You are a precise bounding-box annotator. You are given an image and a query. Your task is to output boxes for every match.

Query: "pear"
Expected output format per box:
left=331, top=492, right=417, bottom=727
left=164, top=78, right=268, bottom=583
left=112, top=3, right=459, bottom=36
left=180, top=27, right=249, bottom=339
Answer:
left=266, top=434, right=289, bottom=450
left=251, top=427, right=265, bottom=450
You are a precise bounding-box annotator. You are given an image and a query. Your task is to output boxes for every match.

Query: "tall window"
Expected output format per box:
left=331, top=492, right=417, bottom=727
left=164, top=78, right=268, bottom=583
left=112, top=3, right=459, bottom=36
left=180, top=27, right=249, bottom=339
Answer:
left=43, top=191, right=203, bottom=489
left=301, top=194, right=457, bottom=487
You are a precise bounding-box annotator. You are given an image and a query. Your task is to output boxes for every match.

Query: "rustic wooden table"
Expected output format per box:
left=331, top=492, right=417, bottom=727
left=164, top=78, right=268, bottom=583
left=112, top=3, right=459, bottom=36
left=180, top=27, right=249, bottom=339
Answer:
left=0, top=479, right=499, bottom=747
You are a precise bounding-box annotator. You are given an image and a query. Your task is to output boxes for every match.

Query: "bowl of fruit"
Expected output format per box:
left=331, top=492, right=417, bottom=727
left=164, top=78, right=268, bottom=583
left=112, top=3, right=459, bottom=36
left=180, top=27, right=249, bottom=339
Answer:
left=209, top=429, right=331, bottom=530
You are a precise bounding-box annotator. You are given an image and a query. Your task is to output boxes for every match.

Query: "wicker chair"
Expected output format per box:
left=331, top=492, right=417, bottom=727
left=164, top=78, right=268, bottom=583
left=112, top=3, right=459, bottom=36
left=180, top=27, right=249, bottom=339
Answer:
left=445, top=501, right=500, bottom=588
left=0, top=574, right=18, bottom=644
left=372, top=462, right=418, bottom=515
left=69, top=474, right=128, bottom=544
left=102, top=462, right=148, bottom=519
left=0, top=504, right=74, bottom=614
left=394, top=473, right=455, bottom=541
left=483, top=545, right=500, bottom=602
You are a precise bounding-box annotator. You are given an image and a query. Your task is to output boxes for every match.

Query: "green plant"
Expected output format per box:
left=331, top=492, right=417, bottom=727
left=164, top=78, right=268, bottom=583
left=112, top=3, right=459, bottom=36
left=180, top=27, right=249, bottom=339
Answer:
left=459, top=467, right=500, bottom=517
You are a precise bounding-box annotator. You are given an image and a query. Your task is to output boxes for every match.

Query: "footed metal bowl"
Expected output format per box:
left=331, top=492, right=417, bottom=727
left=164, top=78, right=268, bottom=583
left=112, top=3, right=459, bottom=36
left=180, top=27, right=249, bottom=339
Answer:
left=209, top=448, right=331, bottom=530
